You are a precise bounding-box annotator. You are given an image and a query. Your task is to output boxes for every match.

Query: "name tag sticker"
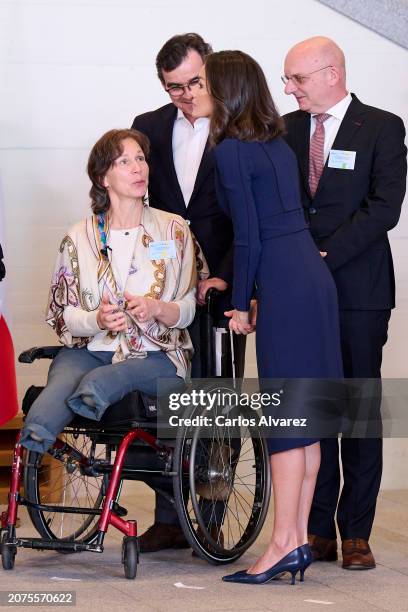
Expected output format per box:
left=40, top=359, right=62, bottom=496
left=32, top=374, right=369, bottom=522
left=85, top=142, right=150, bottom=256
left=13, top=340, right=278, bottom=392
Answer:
left=149, top=240, right=176, bottom=260
left=328, top=149, right=356, bottom=170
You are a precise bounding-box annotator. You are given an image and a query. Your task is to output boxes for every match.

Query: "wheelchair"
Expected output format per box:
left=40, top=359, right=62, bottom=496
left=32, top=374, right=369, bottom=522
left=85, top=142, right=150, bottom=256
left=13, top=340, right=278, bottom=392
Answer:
left=1, top=293, right=271, bottom=580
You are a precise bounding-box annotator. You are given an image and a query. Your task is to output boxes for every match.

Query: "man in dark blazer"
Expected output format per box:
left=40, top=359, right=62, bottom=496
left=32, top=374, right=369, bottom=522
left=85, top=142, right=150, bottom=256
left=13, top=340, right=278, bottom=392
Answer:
left=133, top=34, right=234, bottom=316
left=131, top=33, right=245, bottom=552
left=282, top=36, right=406, bottom=570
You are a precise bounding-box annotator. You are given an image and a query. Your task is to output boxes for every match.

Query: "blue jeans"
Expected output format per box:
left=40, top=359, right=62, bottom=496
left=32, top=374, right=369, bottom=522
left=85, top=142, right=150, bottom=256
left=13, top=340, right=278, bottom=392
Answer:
left=21, top=347, right=184, bottom=454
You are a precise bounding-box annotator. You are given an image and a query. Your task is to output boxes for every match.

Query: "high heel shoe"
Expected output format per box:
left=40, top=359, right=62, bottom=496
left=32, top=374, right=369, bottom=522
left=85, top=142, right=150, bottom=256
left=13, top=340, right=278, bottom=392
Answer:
left=299, top=543, right=313, bottom=582
left=222, top=546, right=303, bottom=585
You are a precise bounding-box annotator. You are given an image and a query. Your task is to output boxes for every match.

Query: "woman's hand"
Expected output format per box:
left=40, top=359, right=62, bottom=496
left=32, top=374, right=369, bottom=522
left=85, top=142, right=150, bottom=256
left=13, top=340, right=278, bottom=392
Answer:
left=97, top=294, right=127, bottom=332
left=224, top=309, right=254, bottom=335
left=124, top=291, right=160, bottom=323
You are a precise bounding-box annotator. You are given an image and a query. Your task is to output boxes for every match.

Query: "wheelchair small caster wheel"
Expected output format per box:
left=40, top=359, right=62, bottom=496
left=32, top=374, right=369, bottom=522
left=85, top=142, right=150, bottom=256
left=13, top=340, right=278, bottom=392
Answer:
left=122, top=536, right=139, bottom=579
left=1, top=533, right=17, bottom=570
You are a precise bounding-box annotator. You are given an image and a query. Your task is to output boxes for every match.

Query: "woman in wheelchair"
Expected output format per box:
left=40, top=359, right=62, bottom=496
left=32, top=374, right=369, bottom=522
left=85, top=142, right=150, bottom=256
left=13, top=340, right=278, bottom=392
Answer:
left=20, top=128, right=197, bottom=454
left=3, top=128, right=269, bottom=580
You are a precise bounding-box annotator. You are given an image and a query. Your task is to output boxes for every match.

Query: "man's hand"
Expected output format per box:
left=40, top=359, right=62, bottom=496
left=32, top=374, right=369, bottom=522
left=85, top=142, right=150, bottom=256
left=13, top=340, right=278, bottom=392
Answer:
left=124, top=291, right=160, bottom=323
left=196, top=276, right=228, bottom=306
left=224, top=309, right=254, bottom=335
left=320, top=251, right=327, bottom=258
left=97, top=294, right=127, bottom=332
left=197, top=277, right=228, bottom=305
left=249, top=299, right=257, bottom=328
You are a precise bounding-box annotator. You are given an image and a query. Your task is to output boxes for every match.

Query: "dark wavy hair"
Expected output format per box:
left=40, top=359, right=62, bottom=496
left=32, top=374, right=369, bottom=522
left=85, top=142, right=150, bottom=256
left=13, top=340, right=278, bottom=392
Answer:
left=156, top=33, right=212, bottom=83
left=87, top=129, right=150, bottom=214
left=205, top=51, right=284, bottom=145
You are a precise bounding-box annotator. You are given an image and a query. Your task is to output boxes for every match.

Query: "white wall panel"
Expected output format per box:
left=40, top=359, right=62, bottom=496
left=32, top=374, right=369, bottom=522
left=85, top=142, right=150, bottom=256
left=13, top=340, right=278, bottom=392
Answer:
left=1, top=0, right=407, bottom=486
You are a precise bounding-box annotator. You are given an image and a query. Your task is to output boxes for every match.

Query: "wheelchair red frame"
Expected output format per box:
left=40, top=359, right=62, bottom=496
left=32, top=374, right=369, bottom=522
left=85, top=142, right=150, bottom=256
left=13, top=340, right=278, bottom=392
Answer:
left=1, top=292, right=270, bottom=579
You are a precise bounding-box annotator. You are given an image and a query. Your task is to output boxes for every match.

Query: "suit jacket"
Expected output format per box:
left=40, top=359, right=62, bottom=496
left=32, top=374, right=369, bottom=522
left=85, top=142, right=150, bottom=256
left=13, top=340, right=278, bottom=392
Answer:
left=132, top=104, right=234, bottom=294
left=283, top=94, right=407, bottom=310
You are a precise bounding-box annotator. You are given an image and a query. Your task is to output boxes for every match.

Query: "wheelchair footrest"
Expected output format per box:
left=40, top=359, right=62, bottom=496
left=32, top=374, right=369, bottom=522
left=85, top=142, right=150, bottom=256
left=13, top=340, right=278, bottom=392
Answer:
left=13, top=538, right=104, bottom=553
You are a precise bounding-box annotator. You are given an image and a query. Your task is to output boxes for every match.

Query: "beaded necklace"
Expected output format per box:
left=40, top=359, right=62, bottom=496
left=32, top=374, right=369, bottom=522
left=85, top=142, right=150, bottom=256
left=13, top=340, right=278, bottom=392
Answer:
left=96, top=212, right=132, bottom=311
left=97, top=213, right=109, bottom=257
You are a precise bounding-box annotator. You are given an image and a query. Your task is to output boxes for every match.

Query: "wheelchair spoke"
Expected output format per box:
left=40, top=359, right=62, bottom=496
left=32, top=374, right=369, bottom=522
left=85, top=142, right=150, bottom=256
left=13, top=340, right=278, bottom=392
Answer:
left=171, top=395, right=271, bottom=562
left=229, top=488, right=253, bottom=524
left=24, top=432, right=115, bottom=542
left=179, top=418, right=268, bottom=551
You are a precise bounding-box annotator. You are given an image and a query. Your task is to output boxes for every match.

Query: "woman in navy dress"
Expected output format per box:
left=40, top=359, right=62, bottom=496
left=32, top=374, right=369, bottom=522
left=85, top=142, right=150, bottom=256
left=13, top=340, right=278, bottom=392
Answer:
left=191, top=51, right=343, bottom=585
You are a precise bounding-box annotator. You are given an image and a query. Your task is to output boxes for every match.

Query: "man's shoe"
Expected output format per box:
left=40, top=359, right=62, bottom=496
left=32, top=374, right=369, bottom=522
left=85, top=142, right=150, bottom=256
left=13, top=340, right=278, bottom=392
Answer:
left=192, top=525, right=224, bottom=557
left=342, top=538, right=376, bottom=570
left=308, top=534, right=338, bottom=562
left=139, top=523, right=190, bottom=553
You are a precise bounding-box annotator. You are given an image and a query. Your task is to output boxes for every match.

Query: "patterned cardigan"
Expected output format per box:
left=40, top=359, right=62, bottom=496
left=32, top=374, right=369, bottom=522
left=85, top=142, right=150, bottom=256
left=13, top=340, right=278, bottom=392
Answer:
left=45, top=204, right=208, bottom=378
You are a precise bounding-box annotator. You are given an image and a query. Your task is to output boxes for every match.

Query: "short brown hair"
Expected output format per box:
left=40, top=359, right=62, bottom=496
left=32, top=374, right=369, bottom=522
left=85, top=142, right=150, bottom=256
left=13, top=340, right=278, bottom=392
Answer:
left=156, top=33, right=212, bottom=83
left=205, top=51, right=284, bottom=145
left=87, top=129, right=150, bottom=214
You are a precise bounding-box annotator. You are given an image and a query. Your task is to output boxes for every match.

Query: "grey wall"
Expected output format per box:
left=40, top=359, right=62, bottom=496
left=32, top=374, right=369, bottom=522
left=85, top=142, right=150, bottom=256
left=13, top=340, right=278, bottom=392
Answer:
left=318, top=0, right=408, bottom=49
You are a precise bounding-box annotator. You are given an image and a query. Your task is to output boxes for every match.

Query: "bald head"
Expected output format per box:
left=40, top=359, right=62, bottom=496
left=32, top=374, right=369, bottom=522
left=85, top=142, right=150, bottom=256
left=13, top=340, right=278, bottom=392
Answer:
left=287, top=37, right=345, bottom=76
left=283, top=37, right=348, bottom=113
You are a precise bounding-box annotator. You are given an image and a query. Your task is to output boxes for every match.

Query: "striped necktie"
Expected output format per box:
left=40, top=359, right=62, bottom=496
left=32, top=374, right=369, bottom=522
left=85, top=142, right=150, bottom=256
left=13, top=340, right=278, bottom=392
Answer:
left=309, top=113, right=331, bottom=197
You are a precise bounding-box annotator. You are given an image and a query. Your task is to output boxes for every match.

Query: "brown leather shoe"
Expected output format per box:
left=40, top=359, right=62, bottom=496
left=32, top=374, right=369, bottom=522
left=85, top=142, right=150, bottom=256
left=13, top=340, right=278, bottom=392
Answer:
left=308, top=534, right=338, bottom=561
left=342, top=538, right=376, bottom=570
left=192, top=525, right=224, bottom=557
left=139, top=523, right=190, bottom=553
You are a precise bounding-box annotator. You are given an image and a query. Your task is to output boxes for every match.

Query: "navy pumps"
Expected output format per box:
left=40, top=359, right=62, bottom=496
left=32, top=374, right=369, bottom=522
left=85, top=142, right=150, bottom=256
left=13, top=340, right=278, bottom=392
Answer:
left=222, top=546, right=303, bottom=585
left=299, top=543, right=313, bottom=582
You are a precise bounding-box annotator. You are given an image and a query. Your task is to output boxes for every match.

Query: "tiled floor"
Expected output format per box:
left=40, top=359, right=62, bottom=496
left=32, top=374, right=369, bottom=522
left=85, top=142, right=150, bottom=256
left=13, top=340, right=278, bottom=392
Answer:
left=1, top=483, right=408, bottom=611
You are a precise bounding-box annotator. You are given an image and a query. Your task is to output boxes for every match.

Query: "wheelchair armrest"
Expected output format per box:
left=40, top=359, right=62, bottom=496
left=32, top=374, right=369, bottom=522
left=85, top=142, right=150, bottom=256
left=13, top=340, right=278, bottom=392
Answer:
left=18, top=346, right=62, bottom=363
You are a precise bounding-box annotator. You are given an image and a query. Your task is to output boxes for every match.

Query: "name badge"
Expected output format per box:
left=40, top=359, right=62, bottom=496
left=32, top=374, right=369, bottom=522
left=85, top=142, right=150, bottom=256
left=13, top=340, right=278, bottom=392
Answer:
left=149, top=240, right=176, bottom=260
left=328, top=149, right=356, bottom=170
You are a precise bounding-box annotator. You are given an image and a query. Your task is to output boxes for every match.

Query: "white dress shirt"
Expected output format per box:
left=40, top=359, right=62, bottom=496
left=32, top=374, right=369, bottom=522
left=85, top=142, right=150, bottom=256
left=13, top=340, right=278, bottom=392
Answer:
left=310, top=92, right=353, bottom=162
left=172, top=109, right=209, bottom=206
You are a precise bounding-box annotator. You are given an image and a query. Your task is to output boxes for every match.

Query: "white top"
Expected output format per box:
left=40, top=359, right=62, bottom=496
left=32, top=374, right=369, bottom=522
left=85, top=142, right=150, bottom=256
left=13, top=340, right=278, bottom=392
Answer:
left=310, top=92, right=353, bottom=162
left=172, top=109, right=209, bottom=206
left=109, top=227, right=140, bottom=292
left=64, top=225, right=195, bottom=353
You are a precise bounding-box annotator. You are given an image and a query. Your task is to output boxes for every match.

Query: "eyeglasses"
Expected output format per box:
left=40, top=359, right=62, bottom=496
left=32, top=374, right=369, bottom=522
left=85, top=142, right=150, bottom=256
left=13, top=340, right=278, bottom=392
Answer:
left=281, top=65, right=333, bottom=86
left=165, top=76, right=201, bottom=97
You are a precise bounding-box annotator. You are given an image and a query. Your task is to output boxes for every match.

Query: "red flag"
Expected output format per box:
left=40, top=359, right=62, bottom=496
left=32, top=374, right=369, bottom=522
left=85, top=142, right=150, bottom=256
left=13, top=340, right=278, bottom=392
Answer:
left=0, top=178, right=19, bottom=426
left=0, top=312, right=19, bottom=426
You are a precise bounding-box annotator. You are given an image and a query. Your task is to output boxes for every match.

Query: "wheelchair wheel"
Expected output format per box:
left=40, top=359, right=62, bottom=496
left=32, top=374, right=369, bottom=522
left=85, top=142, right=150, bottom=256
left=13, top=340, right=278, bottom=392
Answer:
left=122, top=536, right=138, bottom=579
left=173, top=400, right=270, bottom=565
left=1, top=532, right=16, bottom=570
left=24, top=431, right=121, bottom=543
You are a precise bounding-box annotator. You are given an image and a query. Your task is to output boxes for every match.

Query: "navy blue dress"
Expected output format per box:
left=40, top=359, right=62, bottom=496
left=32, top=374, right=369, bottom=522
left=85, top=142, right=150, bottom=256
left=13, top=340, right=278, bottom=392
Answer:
left=214, top=137, right=344, bottom=454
